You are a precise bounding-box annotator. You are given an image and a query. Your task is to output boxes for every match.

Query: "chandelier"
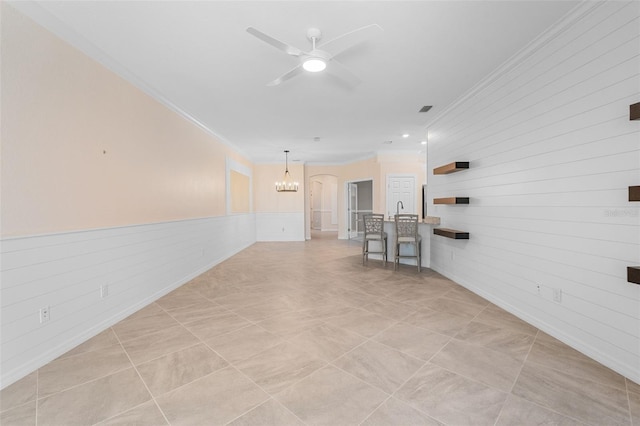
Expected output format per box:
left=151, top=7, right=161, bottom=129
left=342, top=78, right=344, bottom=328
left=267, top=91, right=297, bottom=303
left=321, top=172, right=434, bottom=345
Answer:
left=275, top=150, right=299, bottom=192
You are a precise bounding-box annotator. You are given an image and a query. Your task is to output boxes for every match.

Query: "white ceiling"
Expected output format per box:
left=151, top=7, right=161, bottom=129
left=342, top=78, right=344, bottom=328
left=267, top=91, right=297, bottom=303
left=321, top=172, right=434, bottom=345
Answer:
left=12, top=1, right=580, bottom=164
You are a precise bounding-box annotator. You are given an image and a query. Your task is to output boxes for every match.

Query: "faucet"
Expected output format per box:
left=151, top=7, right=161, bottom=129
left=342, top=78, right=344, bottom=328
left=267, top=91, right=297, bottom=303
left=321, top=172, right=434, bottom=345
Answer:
left=396, top=201, right=404, bottom=216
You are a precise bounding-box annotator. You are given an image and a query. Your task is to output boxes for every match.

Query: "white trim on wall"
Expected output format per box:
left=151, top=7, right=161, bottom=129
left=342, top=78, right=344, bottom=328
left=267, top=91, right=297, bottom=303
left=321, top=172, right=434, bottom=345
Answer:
left=226, top=157, right=253, bottom=215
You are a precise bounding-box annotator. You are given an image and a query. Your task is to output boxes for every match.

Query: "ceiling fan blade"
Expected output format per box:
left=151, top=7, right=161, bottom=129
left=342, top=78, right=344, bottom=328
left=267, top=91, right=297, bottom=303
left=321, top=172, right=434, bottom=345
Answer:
left=317, top=24, right=383, bottom=57
left=267, top=65, right=305, bottom=86
left=246, top=27, right=302, bottom=56
left=326, top=60, right=361, bottom=87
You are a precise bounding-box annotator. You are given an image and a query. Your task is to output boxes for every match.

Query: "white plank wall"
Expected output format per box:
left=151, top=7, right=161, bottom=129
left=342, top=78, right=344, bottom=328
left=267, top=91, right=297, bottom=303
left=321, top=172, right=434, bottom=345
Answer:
left=256, top=212, right=306, bottom=241
left=0, top=214, right=256, bottom=388
left=428, top=1, right=640, bottom=383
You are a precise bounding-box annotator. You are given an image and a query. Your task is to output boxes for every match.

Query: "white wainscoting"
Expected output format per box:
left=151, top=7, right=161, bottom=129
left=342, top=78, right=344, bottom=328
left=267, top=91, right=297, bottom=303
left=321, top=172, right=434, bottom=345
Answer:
left=428, top=1, right=640, bottom=383
left=0, top=214, right=256, bottom=388
left=256, top=212, right=305, bottom=241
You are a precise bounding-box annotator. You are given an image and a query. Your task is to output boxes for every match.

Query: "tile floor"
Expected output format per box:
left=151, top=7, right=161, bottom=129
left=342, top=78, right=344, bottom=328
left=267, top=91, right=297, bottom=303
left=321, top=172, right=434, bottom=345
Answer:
left=1, top=233, right=639, bottom=425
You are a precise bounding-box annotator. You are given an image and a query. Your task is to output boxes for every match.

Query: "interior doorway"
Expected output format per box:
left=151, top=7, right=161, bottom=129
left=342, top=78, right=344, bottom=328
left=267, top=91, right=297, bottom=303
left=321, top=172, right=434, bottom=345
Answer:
left=346, top=179, right=373, bottom=240
left=309, top=174, right=338, bottom=238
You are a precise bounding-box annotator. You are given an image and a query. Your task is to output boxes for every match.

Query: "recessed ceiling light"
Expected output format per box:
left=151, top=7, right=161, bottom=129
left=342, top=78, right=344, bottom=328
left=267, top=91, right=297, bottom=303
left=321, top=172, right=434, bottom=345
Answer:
left=402, top=133, right=409, bottom=138
left=421, top=141, right=427, bottom=145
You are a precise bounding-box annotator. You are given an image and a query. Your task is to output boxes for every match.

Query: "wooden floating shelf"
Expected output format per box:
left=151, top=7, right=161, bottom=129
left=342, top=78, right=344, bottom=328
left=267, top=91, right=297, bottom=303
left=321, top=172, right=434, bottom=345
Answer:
left=434, top=197, right=469, bottom=205
left=629, top=186, right=640, bottom=202
left=630, top=102, right=640, bottom=121
left=434, top=228, right=469, bottom=239
left=628, top=267, right=640, bottom=285
left=433, top=161, right=469, bottom=175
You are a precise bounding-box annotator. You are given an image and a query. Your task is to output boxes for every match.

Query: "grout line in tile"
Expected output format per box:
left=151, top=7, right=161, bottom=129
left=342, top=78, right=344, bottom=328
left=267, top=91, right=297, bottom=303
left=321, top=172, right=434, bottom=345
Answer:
left=110, top=327, right=172, bottom=426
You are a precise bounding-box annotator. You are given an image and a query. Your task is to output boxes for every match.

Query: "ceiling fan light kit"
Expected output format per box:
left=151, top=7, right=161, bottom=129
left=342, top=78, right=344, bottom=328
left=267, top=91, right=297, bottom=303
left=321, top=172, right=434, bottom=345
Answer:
left=302, top=58, right=326, bottom=72
left=246, top=24, right=382, bottom=86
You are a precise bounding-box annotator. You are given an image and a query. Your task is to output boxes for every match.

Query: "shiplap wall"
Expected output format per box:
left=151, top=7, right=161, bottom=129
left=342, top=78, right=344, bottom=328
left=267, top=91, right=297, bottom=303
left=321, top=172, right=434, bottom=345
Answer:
left=428, top=1, right=640, bottom=382
left=256, top=212, right=306, bottom=241
left=0, top=214, right=256, bottom=387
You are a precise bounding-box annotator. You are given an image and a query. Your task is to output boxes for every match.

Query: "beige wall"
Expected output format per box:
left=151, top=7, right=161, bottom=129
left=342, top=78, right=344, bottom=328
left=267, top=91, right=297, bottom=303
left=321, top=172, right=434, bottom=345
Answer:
left=1, top=4, right=251, bottom=237
left=305, top=154, right=425, bottom=239
left=253, top=163, right=305, bottom=213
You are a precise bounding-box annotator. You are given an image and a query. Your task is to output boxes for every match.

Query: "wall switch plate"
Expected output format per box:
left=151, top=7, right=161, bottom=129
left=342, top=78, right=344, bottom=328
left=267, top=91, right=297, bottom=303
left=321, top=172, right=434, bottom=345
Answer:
left=100, top=284, right=109, bottom=298
left=39, top=306, right=50, bottom=323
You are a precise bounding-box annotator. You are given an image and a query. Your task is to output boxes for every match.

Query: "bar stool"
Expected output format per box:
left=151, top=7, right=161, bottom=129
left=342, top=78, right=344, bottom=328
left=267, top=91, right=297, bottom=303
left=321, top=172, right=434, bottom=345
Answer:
left=362, top=214, right=387, bottom=266
left=394, top=214, right=421, bottom=272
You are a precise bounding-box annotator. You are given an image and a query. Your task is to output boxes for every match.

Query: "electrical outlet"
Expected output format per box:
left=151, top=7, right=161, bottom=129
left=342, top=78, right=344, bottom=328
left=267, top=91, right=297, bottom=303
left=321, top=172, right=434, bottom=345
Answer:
left=536, top=284, right=541, bottom=295
left=553, top=288, right=562, bottom=303
left=39, top=306, right=50, bottom=323
left=100, top=284, right=109, bottom=298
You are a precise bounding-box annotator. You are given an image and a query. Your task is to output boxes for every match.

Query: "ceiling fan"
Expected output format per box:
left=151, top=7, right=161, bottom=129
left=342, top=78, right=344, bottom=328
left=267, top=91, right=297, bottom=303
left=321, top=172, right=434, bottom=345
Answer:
left=246, top=24, right=382, bottom=87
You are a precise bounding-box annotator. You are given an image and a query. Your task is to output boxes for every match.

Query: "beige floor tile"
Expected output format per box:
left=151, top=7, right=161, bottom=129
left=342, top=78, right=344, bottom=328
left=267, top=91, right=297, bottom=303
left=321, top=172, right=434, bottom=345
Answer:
left=629, top=391, right=640, bottom=426
left=324, top=308, right=397, bottom=338
left=155, top=367, right=269, bottom=425
left=297, top=303, right=353, bottom=321
left=183, top=310, right=252, bottom=340
left=430, top=339, right=523, bottom=392
left=122, top=303, right=164, bottom=321
left=334, top=340, right=424, bottom=394
left=361, top=397, right=442, bottom=426
left=362, top=298, right=417, bottom=320
left=443, top=286, right=490, bottom=308
left=58, top=328, right=120, bottom=359
left=0, top=401, right=36, bottom=426
left=120, top=324, right=199, bottom=365
left=512, top=362, right=630, bottom=426
left=455, top=320, right=535, bottom=361
left=37, top=368, right=150, bottom=426
left=136, top=343, right=228, bottom=396
left=205, top=324, right=283, bottom=364
left=373, top=322, right=451, bottom=361
left=420, top=296, right=486, bottom=318
left=256, top=311, right=324, bottom=338
left=235, top=341, right=326, bottom=394
left=0, top=371, right=37, bottom=412
left=112, top=310, right=179, bottom=342
left=387, top=284, right=451, bottom=306
left=276, top=365, right=388, bottom=426
left=473, top=304, right=538, bottom=335
left=155, top=287, right=205, bottom=310
left=528, top=333, right=627, bottom=391
left=209, top=290, right=270, bottom=308
left=287, top=323, right=366, bottom=362
left=97, top=401, right=168, bottom=425
left=38, top=343, right=132, bottom=397
left=396, top=363, right=507, bottom=426
left=164, top=299, right=228, bottom=324
left=402, top=307, right=473, bottom=336
left=496, top=395, right=584, bottom=426
left=628, top=378, right=640, bottom=394
left=227, top=398, right=305, bottom=426
left=230, top=298, right=298, bottom=322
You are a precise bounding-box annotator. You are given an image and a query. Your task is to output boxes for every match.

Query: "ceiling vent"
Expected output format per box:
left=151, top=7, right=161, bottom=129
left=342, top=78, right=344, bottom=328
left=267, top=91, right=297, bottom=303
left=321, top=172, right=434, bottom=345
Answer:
left=419, top=105, right=433, bottom=113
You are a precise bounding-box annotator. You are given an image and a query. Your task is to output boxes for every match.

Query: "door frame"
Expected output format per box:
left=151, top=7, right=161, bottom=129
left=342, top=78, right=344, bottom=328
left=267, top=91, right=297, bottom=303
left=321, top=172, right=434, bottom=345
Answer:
left=344, top=178, right=374, bottom=240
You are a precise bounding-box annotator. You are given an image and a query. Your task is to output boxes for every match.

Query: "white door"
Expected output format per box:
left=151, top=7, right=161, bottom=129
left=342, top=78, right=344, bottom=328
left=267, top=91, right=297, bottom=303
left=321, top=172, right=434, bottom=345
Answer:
left=348, top=183, right=358, bottom=239
left=387, top=176, right=415, bottom=218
